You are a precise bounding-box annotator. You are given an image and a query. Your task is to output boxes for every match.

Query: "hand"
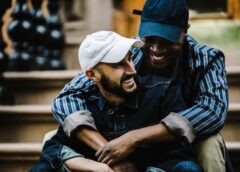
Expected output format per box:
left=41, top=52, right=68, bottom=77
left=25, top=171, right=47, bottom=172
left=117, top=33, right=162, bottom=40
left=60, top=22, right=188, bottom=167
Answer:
left=95, top=133, right=137, bottom=165
left=112, top=161, right=138, bottom=172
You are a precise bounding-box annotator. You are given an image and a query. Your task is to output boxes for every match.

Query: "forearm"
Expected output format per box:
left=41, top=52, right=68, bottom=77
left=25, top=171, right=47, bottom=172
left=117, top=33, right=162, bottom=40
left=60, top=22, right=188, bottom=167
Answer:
left=72, top=128, right=136, bottom=170
left=65, top=156, right=110, bottom=172
left=75, top=127, right=108, bottom=151
left=126, top=123, right=176, bottom=146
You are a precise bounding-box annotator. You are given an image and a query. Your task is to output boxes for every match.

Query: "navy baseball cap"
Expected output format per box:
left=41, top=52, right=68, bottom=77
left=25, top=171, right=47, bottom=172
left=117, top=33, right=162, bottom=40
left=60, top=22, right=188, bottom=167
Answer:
left=139, top=0, right=189, bottom=43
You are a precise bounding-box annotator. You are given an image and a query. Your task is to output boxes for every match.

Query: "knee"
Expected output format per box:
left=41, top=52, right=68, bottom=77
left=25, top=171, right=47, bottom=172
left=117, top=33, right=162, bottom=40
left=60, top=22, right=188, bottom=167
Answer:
left=171, top=161, right=203, bottom=172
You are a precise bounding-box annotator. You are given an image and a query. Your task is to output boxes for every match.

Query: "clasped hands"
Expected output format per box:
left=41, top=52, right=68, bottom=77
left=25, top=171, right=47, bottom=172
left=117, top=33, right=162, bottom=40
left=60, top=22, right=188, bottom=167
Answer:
left=95, top=132, right=138, bottom=170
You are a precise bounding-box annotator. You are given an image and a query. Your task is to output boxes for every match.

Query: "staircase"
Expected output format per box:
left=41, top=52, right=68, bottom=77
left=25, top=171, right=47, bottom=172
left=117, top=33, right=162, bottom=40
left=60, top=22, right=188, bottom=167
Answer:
left=0, top=18, right=240, bottom=172
left=0, top=59, right=240, bottom=172
left=0, top=70, right=77, bottom=171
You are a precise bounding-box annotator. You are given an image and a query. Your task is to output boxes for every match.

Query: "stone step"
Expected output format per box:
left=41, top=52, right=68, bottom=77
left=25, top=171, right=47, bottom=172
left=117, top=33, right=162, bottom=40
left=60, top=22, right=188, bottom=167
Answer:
left=221, top=103, right=240, bottom=142
left=0, top=102, right=239, bottom=143
left=2, top=66, right=240, bottom=105
left=3, top=70, right=79, bottom=105
left=226, top=142, right=240, bottom=171
left=0, top=105, right=57, bottom=142
left=0, top=142, right=239, bottom=172
left=62, top=43, right=81, bottom=69
left=227, top=66, right=240, bottom=103
left=0, top=143, right=41, bottom=172
left=225, top=51, right=240, bottom=67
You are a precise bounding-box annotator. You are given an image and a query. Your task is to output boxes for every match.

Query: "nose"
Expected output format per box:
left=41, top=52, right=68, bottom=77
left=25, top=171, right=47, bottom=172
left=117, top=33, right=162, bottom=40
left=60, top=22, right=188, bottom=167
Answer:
left=150, top=43, right=167, bottom=55
left=126, top=61, right=136, bottom=75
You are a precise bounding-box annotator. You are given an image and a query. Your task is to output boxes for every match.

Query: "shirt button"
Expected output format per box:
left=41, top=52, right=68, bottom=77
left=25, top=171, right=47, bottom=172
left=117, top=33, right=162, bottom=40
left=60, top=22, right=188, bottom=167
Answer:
left=108, top=109, right=114, bottom=115
left=51, top=157, right=62, bottom=169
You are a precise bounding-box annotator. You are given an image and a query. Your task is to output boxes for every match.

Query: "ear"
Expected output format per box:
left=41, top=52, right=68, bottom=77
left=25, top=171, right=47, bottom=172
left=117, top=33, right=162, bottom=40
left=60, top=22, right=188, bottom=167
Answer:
left=86, top=69, right=101, bottom=82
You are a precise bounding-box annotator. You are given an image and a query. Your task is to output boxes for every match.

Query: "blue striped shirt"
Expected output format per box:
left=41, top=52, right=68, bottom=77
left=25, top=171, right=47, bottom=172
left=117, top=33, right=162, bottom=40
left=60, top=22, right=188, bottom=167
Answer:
left=52, top=35, right=228, bottom=143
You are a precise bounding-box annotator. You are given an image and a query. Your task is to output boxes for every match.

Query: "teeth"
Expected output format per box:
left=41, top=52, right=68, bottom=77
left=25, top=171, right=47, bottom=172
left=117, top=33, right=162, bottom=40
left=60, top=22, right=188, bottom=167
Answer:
left=153, top=55, right=164, bottom=60
left=124, top=77, right=133, bottom=83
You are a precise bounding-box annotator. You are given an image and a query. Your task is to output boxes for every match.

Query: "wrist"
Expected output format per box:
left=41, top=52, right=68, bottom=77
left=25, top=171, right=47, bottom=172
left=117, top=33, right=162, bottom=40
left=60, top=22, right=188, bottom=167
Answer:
left=125, top=130, right=141, bottom=147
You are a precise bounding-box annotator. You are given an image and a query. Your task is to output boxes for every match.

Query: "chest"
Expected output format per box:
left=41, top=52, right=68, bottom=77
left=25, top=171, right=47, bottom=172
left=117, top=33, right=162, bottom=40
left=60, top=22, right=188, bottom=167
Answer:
left=86, top=91, right=166, bottom=139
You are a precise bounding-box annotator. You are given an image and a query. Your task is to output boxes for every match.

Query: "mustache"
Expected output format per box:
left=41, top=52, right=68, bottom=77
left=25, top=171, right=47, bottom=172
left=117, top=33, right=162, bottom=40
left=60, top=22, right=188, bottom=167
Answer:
left=120, top=74, right=136, bottom=83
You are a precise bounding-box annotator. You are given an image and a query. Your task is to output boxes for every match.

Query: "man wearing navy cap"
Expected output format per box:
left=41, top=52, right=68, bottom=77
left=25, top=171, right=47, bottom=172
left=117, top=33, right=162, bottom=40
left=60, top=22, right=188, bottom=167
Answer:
left=49, top=0, right=230, bottom=171
left=31, top=31, right=203, bottom=172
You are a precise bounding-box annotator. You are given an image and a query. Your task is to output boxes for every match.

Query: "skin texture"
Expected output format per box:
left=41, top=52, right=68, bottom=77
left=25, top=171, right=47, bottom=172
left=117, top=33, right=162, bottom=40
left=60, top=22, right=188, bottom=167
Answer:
left=65, top=128, right=137, bottom=172
left=141, top=33, right=184, bottom=77
left=65, top=156, right=114, bottom=172
left=88, top=52, right=137, bottom=106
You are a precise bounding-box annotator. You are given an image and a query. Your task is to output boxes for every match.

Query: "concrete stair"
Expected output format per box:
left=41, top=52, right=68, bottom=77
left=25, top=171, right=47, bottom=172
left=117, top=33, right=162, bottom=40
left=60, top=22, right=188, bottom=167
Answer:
left=2, top=66, right=239, bottom=105
left=3, top=70, right=79, bottom=105
left=0, top=60, right=239, bottom=171
left=221, top=103, right=240, bottom=141
left=0, top=143, right=42, bottom=172
left=0, top=102, right=238, bottom=143
left=227, top=66, right=240, bottom=103
left=226, top=142, right=240, bottom=171
left=0, top=105, right=57, bottom=142
left=0, top=142, right=238, bottom=172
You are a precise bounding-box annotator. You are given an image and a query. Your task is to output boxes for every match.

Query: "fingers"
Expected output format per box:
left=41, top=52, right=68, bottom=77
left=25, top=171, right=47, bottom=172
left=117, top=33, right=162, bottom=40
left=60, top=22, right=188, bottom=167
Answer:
left=97, top=149, right=107, bottom=162
left=106, top=159, right=114, bottom=166
left=101, top=155, right=111, bottom=164
left=102, top=156, right=116, bottom=167
left=95, top=148, right=118, bottom=166
left=95, top=147, right=103, bottom=157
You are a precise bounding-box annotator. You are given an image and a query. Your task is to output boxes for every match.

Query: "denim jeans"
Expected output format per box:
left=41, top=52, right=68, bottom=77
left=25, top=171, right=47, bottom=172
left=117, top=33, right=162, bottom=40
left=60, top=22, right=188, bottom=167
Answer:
left=146, top=161, right=203, bottom=172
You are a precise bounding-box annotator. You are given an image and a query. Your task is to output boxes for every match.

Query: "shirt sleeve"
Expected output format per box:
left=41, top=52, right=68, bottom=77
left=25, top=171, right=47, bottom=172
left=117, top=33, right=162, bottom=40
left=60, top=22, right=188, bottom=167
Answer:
left=162, top=48, right=228, bottom=144
left=159, top=80, right=195, bottom=143
left=52, top=72, right=98, bottom=137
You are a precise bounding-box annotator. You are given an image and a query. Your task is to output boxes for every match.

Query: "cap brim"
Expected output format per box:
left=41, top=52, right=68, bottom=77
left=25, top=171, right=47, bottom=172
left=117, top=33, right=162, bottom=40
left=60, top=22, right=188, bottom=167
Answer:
left=139, top=22, right=183, bottom=43
left=102, top=37, right=143, bottom=64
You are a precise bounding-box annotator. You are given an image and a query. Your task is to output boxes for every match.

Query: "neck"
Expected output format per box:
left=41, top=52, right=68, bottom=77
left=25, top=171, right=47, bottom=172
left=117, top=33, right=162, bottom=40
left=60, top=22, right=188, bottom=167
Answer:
left=97, top=84, right=125, bottom=106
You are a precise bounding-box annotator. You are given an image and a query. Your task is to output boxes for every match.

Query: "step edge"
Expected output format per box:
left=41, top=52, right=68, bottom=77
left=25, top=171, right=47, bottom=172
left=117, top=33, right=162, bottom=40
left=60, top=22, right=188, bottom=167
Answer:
left=3, top=70, right=80, bottom=80
left=0, top=103, right=239, bottom=115
left=2, top=67, right=240, bottom=81
left=0, top=141, right=239, bottom=154
left=0, top=143, right=42, bottom=153
left=0, top=105, right=51, bottom=115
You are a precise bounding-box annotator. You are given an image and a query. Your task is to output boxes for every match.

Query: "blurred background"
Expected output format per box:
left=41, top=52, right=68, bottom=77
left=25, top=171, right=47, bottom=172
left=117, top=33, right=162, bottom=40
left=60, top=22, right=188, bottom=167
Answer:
left=0, top=0, right=239, bottom=171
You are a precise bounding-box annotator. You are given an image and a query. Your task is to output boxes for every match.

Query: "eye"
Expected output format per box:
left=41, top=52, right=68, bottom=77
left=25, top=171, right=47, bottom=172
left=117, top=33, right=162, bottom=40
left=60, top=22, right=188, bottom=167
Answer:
left=111, top=62, right=122, bottom=68
left=128, top=56, right=132, bottom=61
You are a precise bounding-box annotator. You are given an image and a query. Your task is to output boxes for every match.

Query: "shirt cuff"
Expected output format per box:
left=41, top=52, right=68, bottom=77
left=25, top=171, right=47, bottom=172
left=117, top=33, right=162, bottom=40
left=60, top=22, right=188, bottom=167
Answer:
left=161, top=112, right=196, bottom=144
left=63, top=110, right=97, bottom=137
left=61, top=145, right=84, bottom=161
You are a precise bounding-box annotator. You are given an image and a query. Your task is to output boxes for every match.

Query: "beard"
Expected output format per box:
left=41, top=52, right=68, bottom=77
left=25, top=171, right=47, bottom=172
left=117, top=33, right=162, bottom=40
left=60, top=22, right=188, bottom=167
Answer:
left=99, top=72, right=137, bottom=97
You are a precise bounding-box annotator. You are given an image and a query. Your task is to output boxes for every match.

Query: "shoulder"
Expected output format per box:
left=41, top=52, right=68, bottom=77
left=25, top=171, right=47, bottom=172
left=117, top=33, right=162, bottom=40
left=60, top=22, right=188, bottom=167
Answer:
left=186, top=35, right=225, bottom=70
left=59, top=72, right=96, bottom=95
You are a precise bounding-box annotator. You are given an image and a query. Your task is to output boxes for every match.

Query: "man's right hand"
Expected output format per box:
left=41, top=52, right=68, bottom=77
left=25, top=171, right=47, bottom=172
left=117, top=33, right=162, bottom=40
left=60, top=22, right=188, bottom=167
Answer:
left=112, top=161, right=138, bottom=172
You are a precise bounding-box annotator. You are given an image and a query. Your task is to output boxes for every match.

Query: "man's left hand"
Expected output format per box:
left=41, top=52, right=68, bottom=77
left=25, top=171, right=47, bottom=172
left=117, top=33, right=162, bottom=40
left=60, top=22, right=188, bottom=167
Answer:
left=95, top=133, right=137, bottom=166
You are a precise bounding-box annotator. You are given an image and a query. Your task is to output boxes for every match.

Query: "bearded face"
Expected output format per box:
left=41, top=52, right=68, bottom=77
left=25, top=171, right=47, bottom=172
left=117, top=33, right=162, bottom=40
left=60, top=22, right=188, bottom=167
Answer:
left=142, top=36, right=182, bottom=74
left=96, top=54, right=137, bottom=97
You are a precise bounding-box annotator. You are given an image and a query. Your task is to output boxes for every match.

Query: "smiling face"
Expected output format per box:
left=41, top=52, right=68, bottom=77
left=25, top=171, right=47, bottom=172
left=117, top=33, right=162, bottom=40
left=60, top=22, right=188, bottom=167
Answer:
left=91, top=52, right=137, bottom=97
left=141, top=36, right=183, bottom=74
